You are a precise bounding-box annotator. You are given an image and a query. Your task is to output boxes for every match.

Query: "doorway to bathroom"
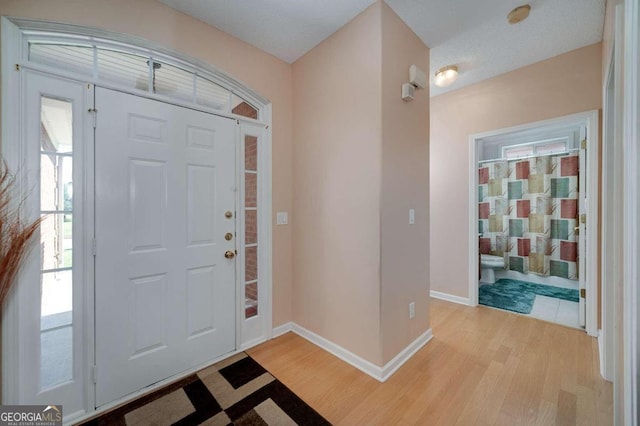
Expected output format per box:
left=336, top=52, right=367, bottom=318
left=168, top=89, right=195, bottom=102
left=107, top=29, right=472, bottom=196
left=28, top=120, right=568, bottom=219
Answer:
left=468, top=111, right=599, bottom=336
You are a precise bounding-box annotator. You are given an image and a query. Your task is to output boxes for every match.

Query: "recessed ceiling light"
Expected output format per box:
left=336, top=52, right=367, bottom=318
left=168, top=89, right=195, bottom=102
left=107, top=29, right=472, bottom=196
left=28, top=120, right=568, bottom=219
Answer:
left=508, top=5, right=531, bottom=24
left=434, top=65, right=458, bottom=87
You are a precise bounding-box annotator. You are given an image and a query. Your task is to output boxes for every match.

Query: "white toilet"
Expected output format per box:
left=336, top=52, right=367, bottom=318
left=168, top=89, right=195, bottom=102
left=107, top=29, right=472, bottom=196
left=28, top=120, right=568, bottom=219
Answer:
left=480, top=254, right=506, bottom=284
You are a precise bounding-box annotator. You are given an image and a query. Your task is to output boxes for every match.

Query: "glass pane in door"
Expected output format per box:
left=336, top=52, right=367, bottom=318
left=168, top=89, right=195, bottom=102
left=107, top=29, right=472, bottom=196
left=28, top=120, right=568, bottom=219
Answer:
left=40, top=155, right=73, bottom=212
left=39, top=96, right=74, bottom=390
left=40, top=214, right=73, bottom=270
left=40, top=270, right=73, bottom=389
left=244, top=133, right=258, bottom=319
left=40, top=97, right=73, bottom=153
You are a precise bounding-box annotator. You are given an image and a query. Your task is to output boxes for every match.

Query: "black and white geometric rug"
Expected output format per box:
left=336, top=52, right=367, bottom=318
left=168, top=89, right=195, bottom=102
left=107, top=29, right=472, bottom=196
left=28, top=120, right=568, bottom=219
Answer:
left=82, top=352, right=331, bottom=425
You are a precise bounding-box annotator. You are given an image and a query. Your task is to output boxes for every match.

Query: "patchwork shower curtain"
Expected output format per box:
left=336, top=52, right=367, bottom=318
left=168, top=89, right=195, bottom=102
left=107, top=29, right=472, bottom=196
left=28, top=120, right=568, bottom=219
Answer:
left=478, top=154, right=579, bottom=280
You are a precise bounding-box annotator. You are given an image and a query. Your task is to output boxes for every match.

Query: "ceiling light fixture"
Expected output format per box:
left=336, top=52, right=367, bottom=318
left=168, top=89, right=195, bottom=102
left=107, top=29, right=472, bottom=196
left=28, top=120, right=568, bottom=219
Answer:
left=434, top=65, right=458, bottom=87
left=508, top=5, right=531, bottom=24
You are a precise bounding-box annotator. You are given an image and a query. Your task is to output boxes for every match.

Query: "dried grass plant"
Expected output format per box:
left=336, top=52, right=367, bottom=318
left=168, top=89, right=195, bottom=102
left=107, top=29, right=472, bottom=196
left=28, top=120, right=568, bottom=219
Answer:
left=0, top=160, right=42, bottom=310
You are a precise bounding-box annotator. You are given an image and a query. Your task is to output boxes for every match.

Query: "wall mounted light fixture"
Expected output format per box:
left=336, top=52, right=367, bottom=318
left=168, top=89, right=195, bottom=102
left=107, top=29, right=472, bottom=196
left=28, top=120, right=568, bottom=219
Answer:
left=434, top=65, right=458, bottom=88
left=401, top=83, right=415, bottom=102
left=409, top=65, right=427, bottom=89
left=402, top=65, right=426, bottom=102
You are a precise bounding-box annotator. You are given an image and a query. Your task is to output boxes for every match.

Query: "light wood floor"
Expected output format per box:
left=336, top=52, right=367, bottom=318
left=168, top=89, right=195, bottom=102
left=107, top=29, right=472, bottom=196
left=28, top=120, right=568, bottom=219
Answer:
left=247, top=298, right=612, bottom=425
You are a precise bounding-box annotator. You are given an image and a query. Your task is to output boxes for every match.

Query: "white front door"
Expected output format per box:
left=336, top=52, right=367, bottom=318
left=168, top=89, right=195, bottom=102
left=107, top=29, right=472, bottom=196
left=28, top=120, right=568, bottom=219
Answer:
left=94, top=88, right=237, bottom=406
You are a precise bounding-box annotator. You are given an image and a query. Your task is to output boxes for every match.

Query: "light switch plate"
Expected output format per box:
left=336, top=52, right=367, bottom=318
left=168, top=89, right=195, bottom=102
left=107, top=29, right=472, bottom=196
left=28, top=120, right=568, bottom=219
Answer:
left=276, top=212, right=288, bottom=225
left=409, top=209, right=415, bottom=225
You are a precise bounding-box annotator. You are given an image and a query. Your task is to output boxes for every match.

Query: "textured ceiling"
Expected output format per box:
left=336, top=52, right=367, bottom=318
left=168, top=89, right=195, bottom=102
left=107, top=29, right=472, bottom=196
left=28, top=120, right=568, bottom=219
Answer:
left=386, top=0, right=606, bottom=96
left=160, top=0, right=605, bottom=97
left=158, top=0, right=376, bottom=64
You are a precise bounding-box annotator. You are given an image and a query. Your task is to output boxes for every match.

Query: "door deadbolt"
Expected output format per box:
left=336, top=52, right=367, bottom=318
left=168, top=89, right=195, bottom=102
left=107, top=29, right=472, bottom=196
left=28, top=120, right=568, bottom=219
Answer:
left=225, top=211, right=233, bottom=219
left=225, top=232, right=233, bottom=241
left=224, top=250, right=236, bottom=259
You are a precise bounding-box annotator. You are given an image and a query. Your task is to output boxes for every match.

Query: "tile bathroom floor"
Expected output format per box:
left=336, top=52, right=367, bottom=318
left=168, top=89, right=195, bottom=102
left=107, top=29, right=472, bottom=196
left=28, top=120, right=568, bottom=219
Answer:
left=527, top=294, right=581, bottom=329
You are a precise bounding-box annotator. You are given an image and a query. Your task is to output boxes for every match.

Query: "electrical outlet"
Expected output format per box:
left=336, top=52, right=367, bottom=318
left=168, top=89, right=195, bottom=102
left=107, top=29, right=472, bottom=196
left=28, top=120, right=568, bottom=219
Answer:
left=409, top=302, right=415, bottom=319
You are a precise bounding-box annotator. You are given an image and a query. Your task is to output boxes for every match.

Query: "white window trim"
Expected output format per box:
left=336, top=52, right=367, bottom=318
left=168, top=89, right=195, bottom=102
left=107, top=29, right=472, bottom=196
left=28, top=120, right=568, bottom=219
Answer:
left=1, top=16, right=273, bottom=422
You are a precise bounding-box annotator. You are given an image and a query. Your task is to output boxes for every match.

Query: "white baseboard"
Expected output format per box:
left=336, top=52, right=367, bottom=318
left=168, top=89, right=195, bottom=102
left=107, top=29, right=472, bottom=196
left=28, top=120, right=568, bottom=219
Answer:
left=379, top=328, right=433, bottom=381
left=290, top=323, right=384, bottom=380
left=71, top=322, right=430, bottom=424
left=430, top=290, right=471, bottom=306
left=271, top=321, right=293, bottom=338
left=287, top=323, right=432, bottom=382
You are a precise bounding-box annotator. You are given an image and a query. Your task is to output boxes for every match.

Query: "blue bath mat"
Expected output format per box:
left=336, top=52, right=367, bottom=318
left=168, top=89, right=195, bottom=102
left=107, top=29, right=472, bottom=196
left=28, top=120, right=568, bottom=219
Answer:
left=479, top=279, right=579, bottom=314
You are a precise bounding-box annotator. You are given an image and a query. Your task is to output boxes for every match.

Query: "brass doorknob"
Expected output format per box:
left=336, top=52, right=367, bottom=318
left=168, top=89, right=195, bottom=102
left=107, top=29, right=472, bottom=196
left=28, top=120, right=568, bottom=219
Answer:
left=224, top=250, right=235, bottom=259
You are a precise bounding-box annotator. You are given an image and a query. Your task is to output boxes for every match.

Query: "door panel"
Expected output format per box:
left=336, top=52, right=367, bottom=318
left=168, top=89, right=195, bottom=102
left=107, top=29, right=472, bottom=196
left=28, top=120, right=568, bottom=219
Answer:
left=95, top=88, right=236, bottom=406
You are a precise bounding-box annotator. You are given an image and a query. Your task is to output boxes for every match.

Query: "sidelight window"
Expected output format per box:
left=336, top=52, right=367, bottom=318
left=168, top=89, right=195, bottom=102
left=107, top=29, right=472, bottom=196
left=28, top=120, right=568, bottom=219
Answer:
left=244, top=134, right=259, bottom=318
left=39, top=96, right=74, bottom=390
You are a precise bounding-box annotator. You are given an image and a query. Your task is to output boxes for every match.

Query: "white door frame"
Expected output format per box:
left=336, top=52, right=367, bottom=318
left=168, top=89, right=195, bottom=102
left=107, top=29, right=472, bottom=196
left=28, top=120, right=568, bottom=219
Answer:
left=623, top=0, right=639, bottom=422
left=601, top=4, right=626, bottom=384
left=468, top=110, right=599, bottom=337
left=1, top=17, right=273, bottom=422
left=238, top=122, right=273, bottom=349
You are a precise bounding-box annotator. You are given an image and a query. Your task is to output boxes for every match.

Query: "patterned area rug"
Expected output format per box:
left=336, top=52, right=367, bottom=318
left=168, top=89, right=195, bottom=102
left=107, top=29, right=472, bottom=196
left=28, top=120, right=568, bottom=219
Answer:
left=82, top=352, right=330, bottom=425
left=479, top=278, right=579, bottom=314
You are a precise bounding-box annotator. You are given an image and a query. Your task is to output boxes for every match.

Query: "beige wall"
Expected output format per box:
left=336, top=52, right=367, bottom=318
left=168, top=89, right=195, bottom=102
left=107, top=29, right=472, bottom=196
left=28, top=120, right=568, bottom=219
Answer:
left=292, top=3, right=384, bottom=364
left=379, top=2, right=430, bottom=363
left=430, top=43, right=602, bottom=299
left=293, top=2, right=429, bottom=365
left=292, top=1, right=430, bottom=366
left=0, top=0, right=294, bottom=326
